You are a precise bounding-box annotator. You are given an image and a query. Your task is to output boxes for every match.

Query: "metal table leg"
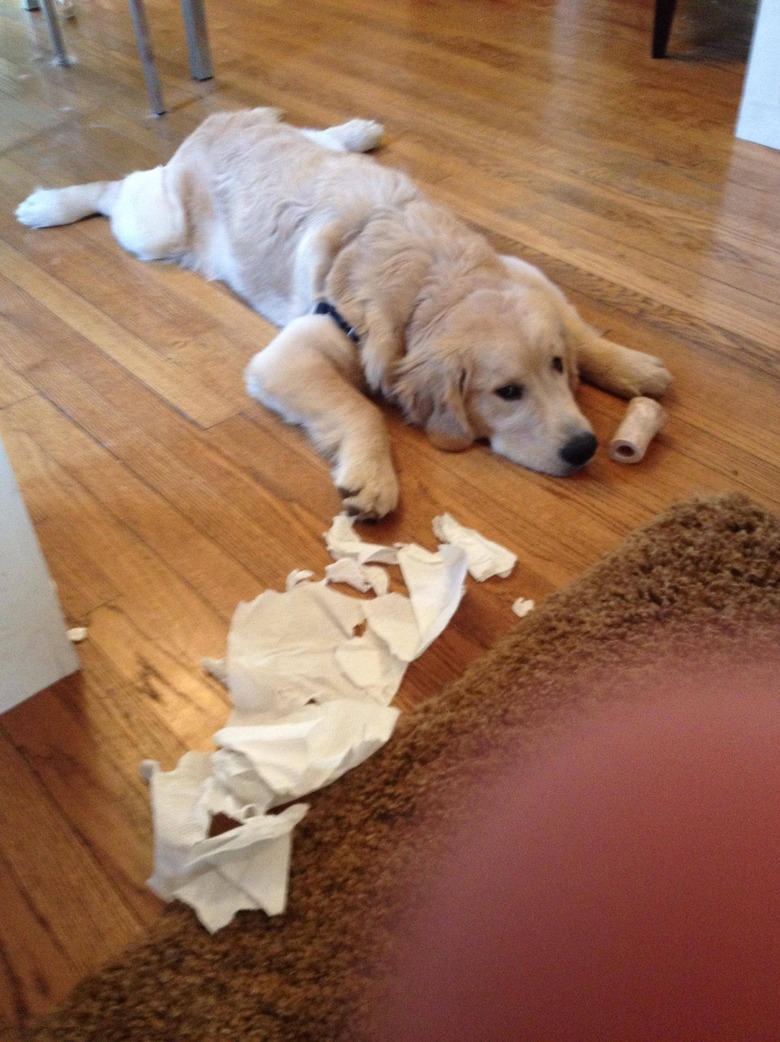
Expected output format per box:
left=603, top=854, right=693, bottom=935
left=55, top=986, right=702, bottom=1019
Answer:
left=38, top=0, right=71, bottom=65
left=181, top=0, right=212, bottom=81
left=127, top=0, right=166, bottom=114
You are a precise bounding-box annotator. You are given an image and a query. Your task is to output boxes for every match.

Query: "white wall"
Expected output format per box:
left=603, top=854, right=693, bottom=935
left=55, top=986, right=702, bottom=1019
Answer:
left=0, top=437, right=79, bottom=712
left=736, top=0, right=780, bottom=150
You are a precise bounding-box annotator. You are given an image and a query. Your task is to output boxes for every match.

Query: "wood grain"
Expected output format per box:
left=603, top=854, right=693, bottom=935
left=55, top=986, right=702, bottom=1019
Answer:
left=1, top=0, right=778, bottom=1031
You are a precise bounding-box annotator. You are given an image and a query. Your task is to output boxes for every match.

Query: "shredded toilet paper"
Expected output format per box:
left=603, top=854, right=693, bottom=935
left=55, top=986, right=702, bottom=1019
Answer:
left=432, top=512, right=517, bottom=581
left=144, top=513, right=521, bottom=931
left=512, top=597, right=536, bottom=619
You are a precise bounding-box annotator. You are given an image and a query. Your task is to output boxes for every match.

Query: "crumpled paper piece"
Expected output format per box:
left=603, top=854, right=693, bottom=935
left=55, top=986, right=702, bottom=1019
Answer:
left=144, top=513, right=516, bottom=932
left=226, top=582, right=398, bottom=716
left=213, top=700, right=399, bottom=809
left=143, top=752, right=308, bottom=931
left=325, top=557, right=389, bottom=595
left=364, top=544, right=469, bottom=662
left=432, top=512, right=517, bottom=580
left=325, top=514, right=399, bottom=565
left=512, top=597, right=535, bottom=618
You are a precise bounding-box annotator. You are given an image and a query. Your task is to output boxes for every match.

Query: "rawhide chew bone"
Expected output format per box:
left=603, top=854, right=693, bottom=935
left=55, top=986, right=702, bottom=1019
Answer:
left=608, top=396, right=667, bottom=464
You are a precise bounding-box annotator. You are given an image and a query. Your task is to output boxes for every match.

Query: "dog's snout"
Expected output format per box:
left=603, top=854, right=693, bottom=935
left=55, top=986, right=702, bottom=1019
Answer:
left=560, top=431, right=598, bottom=469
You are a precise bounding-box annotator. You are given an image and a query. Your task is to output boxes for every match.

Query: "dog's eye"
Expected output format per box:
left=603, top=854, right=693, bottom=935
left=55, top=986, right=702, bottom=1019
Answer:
left=495, top=383, right=524, bottom=401
left=552, top=356, right=564, bottom=374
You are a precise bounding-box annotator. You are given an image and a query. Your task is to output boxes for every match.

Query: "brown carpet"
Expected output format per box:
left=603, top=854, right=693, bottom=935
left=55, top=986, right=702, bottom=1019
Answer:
left=23, top=493, right=780, bottom=1042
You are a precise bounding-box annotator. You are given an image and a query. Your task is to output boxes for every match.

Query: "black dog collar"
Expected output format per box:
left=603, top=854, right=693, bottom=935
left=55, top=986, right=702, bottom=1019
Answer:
left=313, top=301, right=360, bottom=345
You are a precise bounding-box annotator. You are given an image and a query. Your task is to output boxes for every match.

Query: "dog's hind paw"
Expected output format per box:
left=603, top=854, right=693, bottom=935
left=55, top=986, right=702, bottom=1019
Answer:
left=304, top=119, right=384, bottom=155
left=16, top=188, right=63, bottom=228
left=337, top=119, right=384, bottom=153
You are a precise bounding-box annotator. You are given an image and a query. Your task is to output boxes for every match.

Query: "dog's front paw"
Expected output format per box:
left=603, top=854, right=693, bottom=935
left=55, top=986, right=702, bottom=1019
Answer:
left=607, top=348, right=672, bottom=399
left=630, top=353, right=672, bottom=398
left=335, top=457, right=399, bottom=521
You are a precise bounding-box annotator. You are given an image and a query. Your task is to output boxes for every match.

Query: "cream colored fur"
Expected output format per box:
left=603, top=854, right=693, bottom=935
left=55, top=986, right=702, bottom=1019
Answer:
left=16, top=108, right=671, bottom=519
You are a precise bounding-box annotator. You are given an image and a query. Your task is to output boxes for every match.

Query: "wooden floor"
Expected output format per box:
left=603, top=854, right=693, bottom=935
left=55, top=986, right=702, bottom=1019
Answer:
left=1, top=0, right=778, bottom=1031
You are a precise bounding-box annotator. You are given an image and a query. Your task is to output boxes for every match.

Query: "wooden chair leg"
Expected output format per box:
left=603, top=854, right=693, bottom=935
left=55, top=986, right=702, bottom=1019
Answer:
left=652, top=0, right=678, bottom=57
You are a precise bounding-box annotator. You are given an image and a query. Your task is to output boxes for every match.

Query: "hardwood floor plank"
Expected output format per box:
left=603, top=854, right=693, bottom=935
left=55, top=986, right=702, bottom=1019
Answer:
left=20, top=358, right=335, bottom=580
left=0, top=851, right=82, bottom=1027
left=0, top=394, right=256, bottom=618
left=422, top=176, right=780, bottom=359
left=0, top=241, right=236, bottom=427
left=0, top=403, right=235, bottom=714
left=0, top=359, right=35, bottom=408
left=0, top=213, right=258, bottom=413
left=1, top=673, right=169, bottom=923
left=0, top=724, right=144, bottom=977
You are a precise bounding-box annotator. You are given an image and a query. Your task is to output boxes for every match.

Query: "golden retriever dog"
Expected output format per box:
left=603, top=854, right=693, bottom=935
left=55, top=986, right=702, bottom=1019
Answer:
left=16, top=108, right=671, bottom=519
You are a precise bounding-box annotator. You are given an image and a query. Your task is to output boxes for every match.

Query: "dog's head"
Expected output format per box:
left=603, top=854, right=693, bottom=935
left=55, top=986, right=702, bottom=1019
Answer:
left=392, top=257, right=598, bottom=476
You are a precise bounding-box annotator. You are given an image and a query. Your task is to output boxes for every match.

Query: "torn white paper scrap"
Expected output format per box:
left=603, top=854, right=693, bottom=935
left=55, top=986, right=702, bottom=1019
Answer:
left=399, top=542, right=468, bottom=654
left=324, top=513, right=400, bottom=565
left=145, top=698, right=398, bottom=931
left=334, top=632, right=406, bottom=697
left=172, top=818, right=302, bottom=932
left=163, top=805, right=307, bottom=932
left=146, top=751, right=214, bottom=866
left=363, top=564, right=390, bottom=596
left=202, top=656, right=228, bottom=684
left=432, top=513, right=517, bottom=581
left=363, top=592, right=421, bottom=663
left=145, top=512, right=519, bottom=933
left=213, top=699, right=399, bottom=809
left=325, top=557, right=371, bottom=591
left=145, top=751, right=308, bottom=932
left=364, top=544, right=468, bottom=662
left=512, top=597, right=535, bottom=618
left=227, top=580, right=407, bottom=721
left=227, top=582, right=367, bottom=715
left=285, top=568, right=314, bottom=590
left=325, top=557, right=389, bottom=595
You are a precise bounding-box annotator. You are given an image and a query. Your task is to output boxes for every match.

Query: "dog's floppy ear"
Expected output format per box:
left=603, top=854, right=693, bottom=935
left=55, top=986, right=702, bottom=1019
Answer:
left=502, top=253, right=582, bottom=392
left=391, top=352, right=474, bottom=451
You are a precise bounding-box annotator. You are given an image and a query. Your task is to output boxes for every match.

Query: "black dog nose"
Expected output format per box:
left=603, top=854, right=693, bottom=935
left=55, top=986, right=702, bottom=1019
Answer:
left=560, top=431, right=598, bottom=469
